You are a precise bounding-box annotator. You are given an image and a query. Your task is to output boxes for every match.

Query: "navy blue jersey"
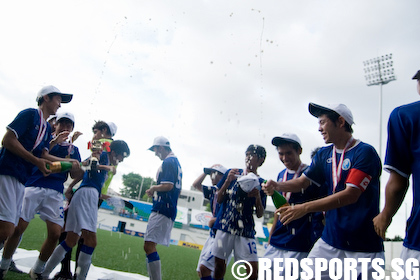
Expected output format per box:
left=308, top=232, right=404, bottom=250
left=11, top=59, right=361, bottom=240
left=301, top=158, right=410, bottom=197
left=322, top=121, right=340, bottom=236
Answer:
left=151, top=153, right=182, bottom=221
left=213, top=170, right=267, bottom=238
left=0, top=108, right=52, bottom=184
left=25, top=143, right=81, bottom=193
left=270, top=167, right=326, bottom=252
left=79, top=151, right=109, bottom=194
left=384, top=101, right=420, bottom=251
left=304, top=141, right=384, bottom=252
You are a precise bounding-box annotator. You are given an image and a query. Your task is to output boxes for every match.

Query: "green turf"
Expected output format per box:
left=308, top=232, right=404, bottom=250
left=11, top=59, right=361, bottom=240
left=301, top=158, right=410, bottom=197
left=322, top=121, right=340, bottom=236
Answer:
left=5, top=216, right=236, bottom=280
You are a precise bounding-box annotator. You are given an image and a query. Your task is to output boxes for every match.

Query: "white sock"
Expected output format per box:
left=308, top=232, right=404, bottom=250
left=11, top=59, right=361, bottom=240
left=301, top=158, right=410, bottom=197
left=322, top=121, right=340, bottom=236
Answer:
left=148, top=260, right=162, bottom=280
left=31, top=257, right=46, bottom=274
left=42, top=244, right=69, bottom=277
left=75, top=251, right=92, bottom=280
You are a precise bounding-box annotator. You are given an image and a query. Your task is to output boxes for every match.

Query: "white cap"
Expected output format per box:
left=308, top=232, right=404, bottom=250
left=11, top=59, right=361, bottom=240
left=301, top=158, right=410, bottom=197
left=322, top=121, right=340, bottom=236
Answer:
left=204, top=164, right=228, bottom=175
left=309, top=102, right=354, bottom=125
left=272, top=133, right=302, bottom=148
left=56, top=112, right=75, bottom=124
left=106, top=122, right=117, bottom=137
left=148, top=136, right=171, bottom=151
left=36, top=85, right=73, bottom=103
left=237, top=173, right=261, bottom=193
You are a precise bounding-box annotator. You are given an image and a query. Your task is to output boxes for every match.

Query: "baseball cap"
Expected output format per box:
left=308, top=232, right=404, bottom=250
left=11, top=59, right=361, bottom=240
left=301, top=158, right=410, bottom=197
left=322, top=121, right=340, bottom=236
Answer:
left=309, top=102, right=354, bottom=125
left=56, top=112, right=75, bottom=124
left=148, top=136, right=171, bottom=151
left=204, top=164, right=228, bottom=175
left=106, top=122, right=117, bottom=137
left=36, top=85, right=73, bottom=103
left=272, top=133, right=302, bottom=148
left=412, top=70, right=420, bottom=80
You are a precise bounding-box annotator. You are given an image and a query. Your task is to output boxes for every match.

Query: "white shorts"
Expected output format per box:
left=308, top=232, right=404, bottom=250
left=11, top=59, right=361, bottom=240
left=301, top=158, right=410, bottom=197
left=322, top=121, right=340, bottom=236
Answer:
left=144, top=212, right=174, bottom=246
left=212, top=230, right=258, bottom=262
left=0, top=175, right=25, bottom=225
left=21, top=187, right=64, bottom=227
left=399, top=246, right=420, bottom=280
left=197, top=234, right=234, bottom=273
left=263, top=244, right=308, bottom=277
left=65, top=187, right=99, bottom=235
left=307, top=238, right=385, bottom=280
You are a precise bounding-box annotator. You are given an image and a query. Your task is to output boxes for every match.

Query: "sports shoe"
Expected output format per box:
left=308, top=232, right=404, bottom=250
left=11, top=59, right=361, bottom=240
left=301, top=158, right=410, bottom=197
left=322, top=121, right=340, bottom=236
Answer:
left=9, top=260, right=23, bottom=273
left=29, top=269, right=46, bottom=280
left=53, top=271, right=73, bottom=280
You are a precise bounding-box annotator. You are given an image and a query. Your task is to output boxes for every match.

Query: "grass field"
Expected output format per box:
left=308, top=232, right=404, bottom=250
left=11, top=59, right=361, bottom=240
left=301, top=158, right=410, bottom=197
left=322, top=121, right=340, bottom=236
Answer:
left=5, top=216, right=236, bottom=280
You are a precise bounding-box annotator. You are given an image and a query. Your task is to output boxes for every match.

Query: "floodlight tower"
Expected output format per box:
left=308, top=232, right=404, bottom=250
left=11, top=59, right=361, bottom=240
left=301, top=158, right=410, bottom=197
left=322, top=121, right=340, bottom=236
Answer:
left=362, top=53, right=396, bottom=159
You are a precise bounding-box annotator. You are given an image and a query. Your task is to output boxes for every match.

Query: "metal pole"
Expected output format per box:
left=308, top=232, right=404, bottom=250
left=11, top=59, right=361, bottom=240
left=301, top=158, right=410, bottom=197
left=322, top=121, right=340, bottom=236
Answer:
left=137, top=177, right=145, bottom=200
left=379, top=82, right=383, bottom=160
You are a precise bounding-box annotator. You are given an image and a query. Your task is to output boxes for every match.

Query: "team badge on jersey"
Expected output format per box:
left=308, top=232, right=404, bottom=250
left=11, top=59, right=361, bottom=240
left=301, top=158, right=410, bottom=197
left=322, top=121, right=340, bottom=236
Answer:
left=342, top=158, right=351, bottom=170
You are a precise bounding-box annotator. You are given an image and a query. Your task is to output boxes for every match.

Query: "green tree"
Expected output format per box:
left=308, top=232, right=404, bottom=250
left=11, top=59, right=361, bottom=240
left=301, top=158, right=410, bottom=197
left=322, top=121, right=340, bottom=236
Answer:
left=120, top=172, right=155, bottom=200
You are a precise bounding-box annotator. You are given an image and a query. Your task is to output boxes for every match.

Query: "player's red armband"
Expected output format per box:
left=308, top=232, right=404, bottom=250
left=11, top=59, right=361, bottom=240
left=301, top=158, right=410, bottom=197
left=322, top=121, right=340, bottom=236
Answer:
left=346, top=168, right=372, bottom=192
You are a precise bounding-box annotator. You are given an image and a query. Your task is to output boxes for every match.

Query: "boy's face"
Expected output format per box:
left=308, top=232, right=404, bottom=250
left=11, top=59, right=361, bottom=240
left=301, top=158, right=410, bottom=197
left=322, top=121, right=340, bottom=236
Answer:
left=44, top=94, right=62, bottom=116
left=318, top=114, right=340, bottom=144
left=92, top=128, right=108, bottom=140
left=210, top=171, right=224, bottom=186
left=55, top=119, right=74, bottom=134
left=277, top=144, right=301, bottom=171
left=110, top=151, right=125, bottom=165
left=245, top=151, right=263, bottom=172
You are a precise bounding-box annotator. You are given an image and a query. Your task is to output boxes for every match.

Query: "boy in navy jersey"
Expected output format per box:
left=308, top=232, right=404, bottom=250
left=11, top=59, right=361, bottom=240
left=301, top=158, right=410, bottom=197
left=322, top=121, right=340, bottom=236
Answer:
left=263, top=103, right=384, bottom=279
left=0, top=85, right=72, bottom=279
left=0, top=112, right=82, bottom=279
left=41, top=140, right=130, bottom=280
left=192, top=164, right=227, bottom=280
left=264, top=133, right=326, bottom=277
left=144, top=136, right=182, bottom=280
left=212, top=145, right=267, bottom=280
left=373, top=70, right=420, bottom=271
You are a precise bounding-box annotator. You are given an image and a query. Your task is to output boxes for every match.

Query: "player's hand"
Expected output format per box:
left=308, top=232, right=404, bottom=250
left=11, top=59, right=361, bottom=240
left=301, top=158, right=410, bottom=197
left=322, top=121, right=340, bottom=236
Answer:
left=208, top=217, right=216, bottom=228
left=373, top=212, right=391, bottom=240
left=262, top=179, right=276, bottom=196
left=110, top=166, right=117, bottom=175
left=277, top=204, right=306, bottom=225
left=248, top=188, right=260, bottom=198
left=56, top=131, right=71, bottom=143
left=72, top=131, right=83, bottom=143
left=226, top=169, right=240, bottom=183
left=37, top=158, right=52, bottom=176
left=146, top=186, right=155, bottom=197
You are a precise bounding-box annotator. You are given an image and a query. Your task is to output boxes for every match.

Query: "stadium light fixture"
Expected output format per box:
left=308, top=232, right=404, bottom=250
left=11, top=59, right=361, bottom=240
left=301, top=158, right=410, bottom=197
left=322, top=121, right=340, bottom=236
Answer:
left=362, top=53, right=396, bottom=159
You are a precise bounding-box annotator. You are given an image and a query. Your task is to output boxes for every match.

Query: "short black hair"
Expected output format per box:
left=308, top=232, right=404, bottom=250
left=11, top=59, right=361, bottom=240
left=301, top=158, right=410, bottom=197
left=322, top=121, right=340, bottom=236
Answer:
left=246, top=144, right=266, bottom=160
left=92, top=121, right=111, bottom=135
left=110, top=140, right=130, bottom=157
left=324, top=111, right=353, bottom=133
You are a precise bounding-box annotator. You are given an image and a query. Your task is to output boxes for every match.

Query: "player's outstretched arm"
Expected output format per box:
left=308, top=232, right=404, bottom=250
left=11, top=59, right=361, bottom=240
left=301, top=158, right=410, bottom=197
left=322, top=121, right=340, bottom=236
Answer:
left=2, top=130, right=51, bottom=176
left=192, top=172, right=206, bottom=192
left=278, top=185, right=361, bottom=225
left=373, top=170, right=409, bottom=240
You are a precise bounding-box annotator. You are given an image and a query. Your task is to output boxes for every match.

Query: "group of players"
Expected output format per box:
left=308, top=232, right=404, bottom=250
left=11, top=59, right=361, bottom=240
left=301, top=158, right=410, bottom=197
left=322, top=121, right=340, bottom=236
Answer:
left=0, top=85, right=130, bottom=280
left=184, top=70, right=420, bottom=280
left=0, top=70, right=419, bottom=280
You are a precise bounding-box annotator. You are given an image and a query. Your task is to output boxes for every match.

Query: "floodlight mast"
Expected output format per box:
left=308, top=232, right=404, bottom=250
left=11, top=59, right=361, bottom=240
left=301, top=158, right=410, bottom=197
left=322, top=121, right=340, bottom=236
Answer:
left=362, top=53, right=396, bottom=159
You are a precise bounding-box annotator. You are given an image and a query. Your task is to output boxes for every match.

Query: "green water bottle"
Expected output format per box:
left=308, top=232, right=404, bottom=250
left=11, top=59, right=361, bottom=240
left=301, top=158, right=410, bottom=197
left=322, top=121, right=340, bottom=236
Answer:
left=46, top=161, right=73, bottom=173
left=271, top=190, right=290, bottom=209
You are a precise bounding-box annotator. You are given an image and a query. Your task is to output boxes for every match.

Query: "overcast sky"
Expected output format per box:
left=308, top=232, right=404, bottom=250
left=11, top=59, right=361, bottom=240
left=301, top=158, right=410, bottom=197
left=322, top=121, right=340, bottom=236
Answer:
left=0, top=0, right=419, bottom=239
